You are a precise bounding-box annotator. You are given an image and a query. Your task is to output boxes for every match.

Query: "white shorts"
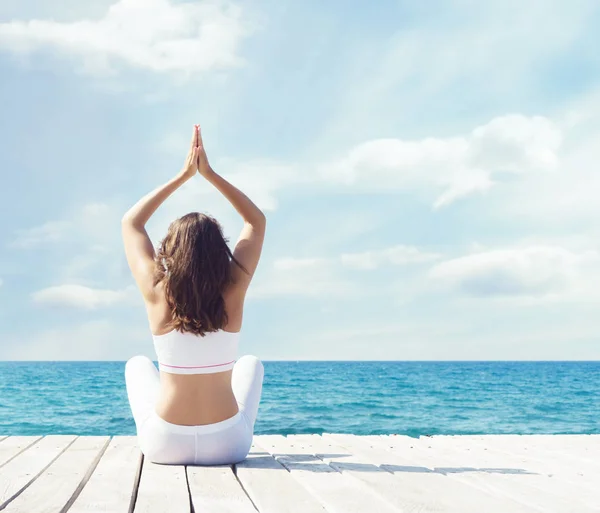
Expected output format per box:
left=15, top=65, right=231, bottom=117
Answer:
left=124, top=354, right=264, bottom=465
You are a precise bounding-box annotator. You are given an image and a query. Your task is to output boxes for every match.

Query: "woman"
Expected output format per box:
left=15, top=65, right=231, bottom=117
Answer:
left=122, top=125, right=266, bottom=465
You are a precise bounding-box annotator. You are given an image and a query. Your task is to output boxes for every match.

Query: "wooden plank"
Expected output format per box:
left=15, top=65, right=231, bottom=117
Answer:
left=469, top=435, right=600, bottom=472
left=428, top=435, right=600, bottom=465
left=3, top=436, right=110, bottom=513
left=294, top=434, right=446, bottom=513
left=187, top=465, right=257, bottom=513
left=0, top=437, right=43, bottom=467
left=453, top=435, right=600, bottom=449
left=68, top=436, right=142, bottom=513
left=258, top=434, right=400, bottom=513
left=375, top=435, right=597, bottom=513
left=0, top=434, right=595, bottom=512
left=236, top=440, right=328, bottom=513
left=484, top=436, right=600, bottom=510
left=134, top=460, right=190, bottom=513
left=427, top=435, right=600, bottom=475
left=324, top=434, right=540, bottom=513
left=419, top=435, right=599, bottom=510
left=0, top=435, right=76, bottom=509
left=409, top=436, right=599, bottom=498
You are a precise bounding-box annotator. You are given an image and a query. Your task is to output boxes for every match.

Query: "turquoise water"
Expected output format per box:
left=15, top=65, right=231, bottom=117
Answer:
left=0, top=361, right=598, bottom=436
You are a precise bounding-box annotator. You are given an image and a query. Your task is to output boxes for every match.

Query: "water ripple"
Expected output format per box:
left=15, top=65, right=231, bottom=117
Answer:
left=0, top=361, right=598, bottom=435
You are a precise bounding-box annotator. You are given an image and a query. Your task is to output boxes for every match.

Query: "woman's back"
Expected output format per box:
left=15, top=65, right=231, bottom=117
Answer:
left=149, top=281, right=245, bottom=425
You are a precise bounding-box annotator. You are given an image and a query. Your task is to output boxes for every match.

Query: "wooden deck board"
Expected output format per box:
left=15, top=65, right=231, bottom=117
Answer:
left=411, top=435, right=600, bottom=510
left=258, top=434, right=401, bottom=513
left=68, top=436, right=142, bottom=513
left=324, top=433, right=541, bottom=513
left=401, top=435, right=599, bottom=493
left=0, top=435, right=76, bottom=509
left=475, top=438, right=600, bottom=510
left=134, top=458, right=190, bottom=513
left=373, top=435, right=598, bottom=513
left=235, top=443, right=328, bottom=513
left=467, top=434, right=600, bottom=473
left=187, top=464, right=257, bottom=513
left=0, top=434, right=596, bottom=513
left=294, top=434, right=449, bottom=513
left=0, top=436, right=43, bottom=467
left=3, top=436, right=110, bottom=513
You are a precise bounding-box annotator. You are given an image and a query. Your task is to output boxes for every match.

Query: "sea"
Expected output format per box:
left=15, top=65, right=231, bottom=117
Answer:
left=1, top=361, right=598, bottom=436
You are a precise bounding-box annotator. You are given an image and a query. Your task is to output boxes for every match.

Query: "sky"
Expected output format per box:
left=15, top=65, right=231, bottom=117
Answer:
left=0, top=0, right=599, bottom=361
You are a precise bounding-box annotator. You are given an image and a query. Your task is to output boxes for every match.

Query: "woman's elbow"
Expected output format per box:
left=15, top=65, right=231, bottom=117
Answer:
left=121, top=215, right=134, bottom=229
left=258, top=210, right=267, bottom=226
left=253, top=211, right=266, bottom=231
left=121, top=211, right=142, bottom=227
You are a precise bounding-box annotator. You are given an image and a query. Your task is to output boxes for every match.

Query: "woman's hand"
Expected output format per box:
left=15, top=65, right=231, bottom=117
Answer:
left=181, top=126, right=200, bottom=180
left=196, top=125, right=213, bottom=178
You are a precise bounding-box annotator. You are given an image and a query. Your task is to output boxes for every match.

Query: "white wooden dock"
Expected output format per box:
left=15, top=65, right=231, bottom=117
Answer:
left=0, top=434, right=597, bottom=512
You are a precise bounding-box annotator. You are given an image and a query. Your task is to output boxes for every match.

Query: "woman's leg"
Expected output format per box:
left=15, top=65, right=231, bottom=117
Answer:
left=124, top=355, right=160, bottom=432
left=231, top=355, right=264, bottom=428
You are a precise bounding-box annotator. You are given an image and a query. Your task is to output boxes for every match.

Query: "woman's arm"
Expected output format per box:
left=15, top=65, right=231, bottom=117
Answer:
left=122, top=173, right=190, bottom=228
left=121, top=127, right=199, bottom=301
left=204, top=171, right=266, bottom=230
left=197, top=127, right=266, bottom=287
left=206, top=170, right=266, bottom=285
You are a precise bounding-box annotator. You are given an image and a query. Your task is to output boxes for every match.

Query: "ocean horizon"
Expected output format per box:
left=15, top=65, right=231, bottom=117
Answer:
left=2, top=361, right=598, bottom=437
left=3, top=359, right=598, bottom=362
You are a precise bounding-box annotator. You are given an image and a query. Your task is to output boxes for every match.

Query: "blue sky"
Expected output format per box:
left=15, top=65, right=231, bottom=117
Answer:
left=0, top=0, right=599, bottom=360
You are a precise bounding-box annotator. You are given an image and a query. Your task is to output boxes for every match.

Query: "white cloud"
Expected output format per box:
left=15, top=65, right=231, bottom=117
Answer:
left=273, top=257, right=329, bottom=271
left=487, top=92, right=600, bottom=225
left=323, top=115, right=562, bottom=208
left=10, top=202, right=115, bottom=251
left=319, top=0, right=596, bottom=145
left=221, top=161, right=303, bottom=212
left=8, top=201, right=126, bottom=287
left=468, top=115, right=561, bottom=173
left=160, top=113, right=564, bottom=216
left=251, top=245, right=437, bottom=298
left=32, top=284, right=137, bottom=309
left=63, top=245, right=114, bottom=282
left=341, top=245, right=440, bottom=270
left=0, top=0, right=252, bottom=75
left=82, top=202, right=111, bottom=217
left=2, top=319, right=151, bottom=360
left=250, top=257, right=354, bottom=299
left=429, top=246, right=599, bottom=299
left=9, top=221, right=70, bottom=248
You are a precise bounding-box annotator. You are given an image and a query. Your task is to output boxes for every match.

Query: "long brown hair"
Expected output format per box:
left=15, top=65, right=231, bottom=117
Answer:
left=154, top=212, right=245, bottom=337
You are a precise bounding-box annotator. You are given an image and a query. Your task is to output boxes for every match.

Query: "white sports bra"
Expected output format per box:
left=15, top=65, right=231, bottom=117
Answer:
left=152, top=329, right=239, bottom=375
